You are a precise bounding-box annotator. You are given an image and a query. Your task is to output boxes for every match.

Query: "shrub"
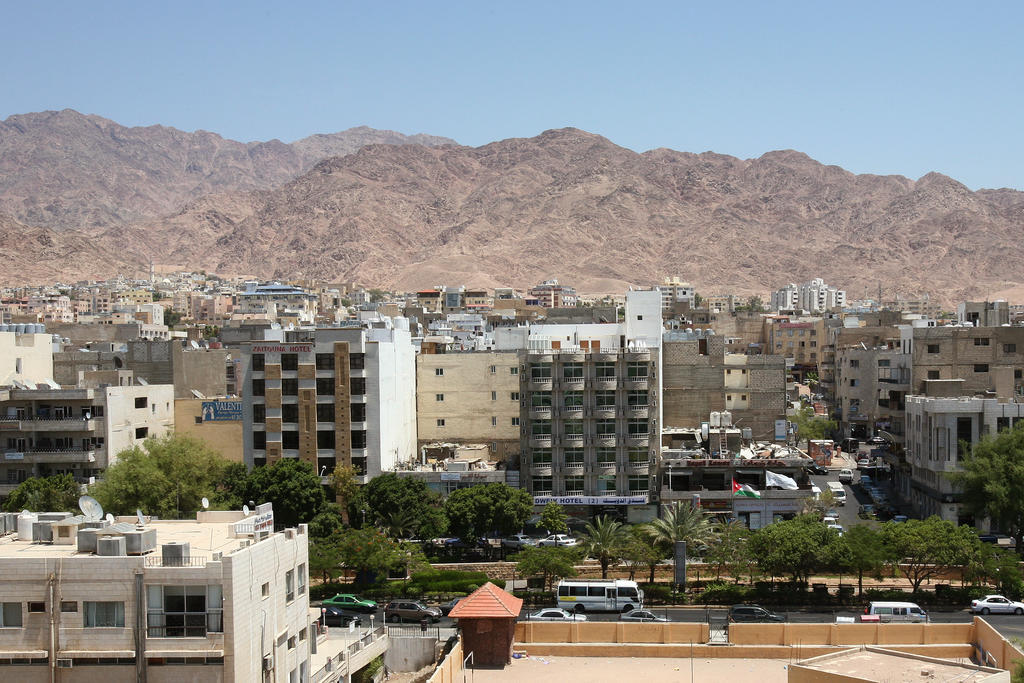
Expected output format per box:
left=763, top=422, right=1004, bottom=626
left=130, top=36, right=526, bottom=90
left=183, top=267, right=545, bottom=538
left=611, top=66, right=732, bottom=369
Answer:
left=698, top=580, right=754, bottom=605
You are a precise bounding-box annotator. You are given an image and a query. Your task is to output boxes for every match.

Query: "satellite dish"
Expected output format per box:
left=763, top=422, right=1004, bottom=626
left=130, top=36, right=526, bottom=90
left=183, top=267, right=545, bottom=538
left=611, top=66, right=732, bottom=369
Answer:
left=242, top=505, right=251, bottom=517
left=201, top=497, right=210, bottom=510
left=105, top=513, right=115, bottom=524
left=78, top=495, right=103, bottom=521
left=136, top=509, right=146, bottom=526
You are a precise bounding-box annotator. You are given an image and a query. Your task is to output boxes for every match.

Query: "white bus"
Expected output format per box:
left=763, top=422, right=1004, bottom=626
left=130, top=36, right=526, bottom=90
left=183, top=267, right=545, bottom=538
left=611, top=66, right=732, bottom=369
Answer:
left=555, top=579, right=644, bottom=613
left=826, top=481, right=847, bottom=505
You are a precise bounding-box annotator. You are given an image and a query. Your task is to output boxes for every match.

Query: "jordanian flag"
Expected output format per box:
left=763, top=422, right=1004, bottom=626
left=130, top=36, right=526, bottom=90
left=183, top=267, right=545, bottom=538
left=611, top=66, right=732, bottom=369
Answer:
left=732, top=479, right=761, bottom=498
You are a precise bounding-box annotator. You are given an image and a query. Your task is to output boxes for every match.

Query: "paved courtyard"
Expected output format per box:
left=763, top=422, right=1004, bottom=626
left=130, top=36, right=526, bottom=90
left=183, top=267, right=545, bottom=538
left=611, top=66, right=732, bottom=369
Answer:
left=474, top=656, right=792, bottom=682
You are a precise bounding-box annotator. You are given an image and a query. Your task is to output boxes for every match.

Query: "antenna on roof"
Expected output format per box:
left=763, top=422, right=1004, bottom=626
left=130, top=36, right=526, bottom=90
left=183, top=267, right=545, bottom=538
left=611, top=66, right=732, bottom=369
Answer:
left=105, top=513, right=115, bottom=525
left=242, top=504, right=251, bottom=517
left=78, top=495, right=103, bottom=521
left=136, top=509, right=146, bottom=527
left=201, top=497, right=210, bottom=510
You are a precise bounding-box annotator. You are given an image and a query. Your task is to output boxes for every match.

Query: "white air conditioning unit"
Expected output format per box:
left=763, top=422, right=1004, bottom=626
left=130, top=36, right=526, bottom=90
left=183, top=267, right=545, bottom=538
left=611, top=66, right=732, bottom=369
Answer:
left=262, top=654, right=274, bottom=671
left=57, top=658, right=73, bottom=668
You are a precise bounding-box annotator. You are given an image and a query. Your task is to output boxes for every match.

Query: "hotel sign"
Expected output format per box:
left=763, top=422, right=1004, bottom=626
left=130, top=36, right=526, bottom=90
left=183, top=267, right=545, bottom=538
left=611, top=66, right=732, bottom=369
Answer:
left=251, top=344, right=313, bottom=353
left=533, top=495, right=648, bottom=506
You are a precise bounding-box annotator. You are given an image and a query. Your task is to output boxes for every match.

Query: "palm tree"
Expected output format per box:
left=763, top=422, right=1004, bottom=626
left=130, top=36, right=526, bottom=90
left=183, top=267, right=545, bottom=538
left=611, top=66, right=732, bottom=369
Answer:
left=580, top=515, right=629, bottom=578
left=379, top=508, right=419, bottom=540
left=642, top=502, right=719, bottom=557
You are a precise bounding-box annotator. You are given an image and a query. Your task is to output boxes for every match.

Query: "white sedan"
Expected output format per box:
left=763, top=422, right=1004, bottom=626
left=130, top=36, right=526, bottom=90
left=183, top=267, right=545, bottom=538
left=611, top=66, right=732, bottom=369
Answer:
left=537, top=534, right=578, bottom=547
left=620, top=609, right=668, bottom=623
left=528, top=608, right=587, bottom=622
left=971, top=595, right=1024, bottom=615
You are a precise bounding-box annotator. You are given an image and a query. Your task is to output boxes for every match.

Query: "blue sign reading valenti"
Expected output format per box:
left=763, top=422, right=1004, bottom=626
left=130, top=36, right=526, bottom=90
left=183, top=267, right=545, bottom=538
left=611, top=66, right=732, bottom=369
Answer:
left=201, top=401, right=243, bottom=422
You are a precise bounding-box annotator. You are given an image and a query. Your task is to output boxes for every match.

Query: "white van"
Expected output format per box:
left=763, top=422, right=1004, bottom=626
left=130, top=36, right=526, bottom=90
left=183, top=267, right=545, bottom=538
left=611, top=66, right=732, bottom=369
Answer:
left=838, top=469, right=854, bottom=484
left=826, top=481, right=847, bottom=505
left=556, top=579, right=643, bottom=613
left=864, top=601, right=927, bottom=623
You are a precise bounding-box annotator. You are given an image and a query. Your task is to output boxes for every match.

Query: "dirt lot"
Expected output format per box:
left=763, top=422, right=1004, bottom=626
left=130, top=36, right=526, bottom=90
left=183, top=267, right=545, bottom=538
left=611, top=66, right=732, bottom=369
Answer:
left=473, top=655, right=792, bottom=682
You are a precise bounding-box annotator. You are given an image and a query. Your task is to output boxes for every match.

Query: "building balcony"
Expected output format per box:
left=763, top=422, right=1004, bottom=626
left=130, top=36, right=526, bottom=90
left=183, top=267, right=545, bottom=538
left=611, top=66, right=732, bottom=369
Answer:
left=529, top=407, right=553, bottom=420
left=532, top=489, right=553, bottom=496
left=561, top=404, right=584, bottom=415
left=564, top=489, right=585, bottom=496
left=594, top=435, right=617, bottom=447
left=562, top=433, right=584, bottom=444
left=592, top=377, right=618, bottom=390
left=592, top=405, right=617, bottom=418
left=530, top=464, right=553, bottom=476
left=4, top=449, right=97, bottom=463
left=0, top=417, right=101, bottom=432
left=557, top=350, right=586, bottom=361
left=562, top=463, right=585, bottom=474
left=627, top=461, right=651, bottom=473
left=623, top=350, right=652, bottom=362
left=559, top=376, right=585, bottom=386
left=593, top=348, right=619, bottom=360
left=626, top=405, right=649, bottom=417
left=626, top=435, right=650, bottom=447
left=529, top=435, right=553, bottom=448
left=528, top=378, right=553, bottom=392
left=597, top=462, right=618, bottom=475
left=623, top=378, right=649, bottom=390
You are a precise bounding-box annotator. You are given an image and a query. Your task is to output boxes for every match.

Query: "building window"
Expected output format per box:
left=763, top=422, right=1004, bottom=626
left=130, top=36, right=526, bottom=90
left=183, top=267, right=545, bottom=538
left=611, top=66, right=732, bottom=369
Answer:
left=436, top=419, right=445, bottom=427
left=627, top=419, right=648, bottom=436
left=252, top=405, right=266, bottom=423
left=491, top=416, right=497, bottom=426
left=350, top=377, right=366, bottom=395
left=974, top=338, right=991, bottom=346
left=261, top=583, right=270, bottom=598
left=286, top=569, right=295, bottom=602
left=352, top=431, right=367, bottom=448
left=595, top=390, right=616, bottom=407
left=1016, top=370, right=1023, bottom=380
left=489, top=365, right=496, bottom=374
left=435, top=368, right=444, bottom=376
left=564, top=448, right=584, bottom=466
left=628, top=475, right=649, bottom=493
left=281, top=379, right=298, bottom=395
left=28, top=602, right=45, bottom=613
left=849, top=379, right=858, bottom=387
left=927, top=370, right=940, bottom=380
left=135, top=427, right=148, bottom=439
left=147, top=586, right=222, bottom=637
left=532, top=476, right=552, bottom=493
left=1005, top=344, right=1017, bottom=354
left=281, top=353, right=298, bottom=371
left=511, top=417, right=520, bottom=426
left=564, top=475, right=584, bottom=494
left=975, top=364, right=989, bottom=373
left=435, top=393, right=444, bottom=402
left=564, top=420, right=583, bottom=436
left=563, top=363, right=583, bottom=380
left=315, top=377, right=334, bottom=395
left=491, top=391, right=497, bottom=401
left=349, top=353, right=365, bottom=370
left=597, top=419, right=616, bottom=435
left=510, top=392, right=520, bottom=401
left=532, top=449, right=552, bottom=465
left=252, top=378, right=266, bottom=396
left=849, top=359, right=859, bottom=368
left=531, top=392, right=552, bottom=407
left=252, top=354, right=265, bottom=371
left=628, top=447, right=647, bottom=463
left=316, top=404, right=335, bottom=422
left=563, top=391, right=584, bottom=409
left=279, top=431, right=299, bottom=449
left=282, top=404, right=299, bottom=423
left=530, top=363, right=552, bottom=379
left=596, top=448, right=616, bottom=465
left=135, top=396, right=148, bottom=409
left=84, top=601, right=125, bottom=628
left=927, top=344, right=940, bottom=354
left=315, top=353, right=334, bottom=370
left=595, top=362, right=616, bottom=378
left=531, top=420, right=551, bottom=435
left=317, top=431, right=335, bottom=449
left=350, top=403, right=366, bottom=422
left=61, top=601, right=77, bottom=613
left=253, top=431, right=266, bottom=449
left=627, top=362, right=649, bottom=378
left=0, top=603, right=22, bottom=627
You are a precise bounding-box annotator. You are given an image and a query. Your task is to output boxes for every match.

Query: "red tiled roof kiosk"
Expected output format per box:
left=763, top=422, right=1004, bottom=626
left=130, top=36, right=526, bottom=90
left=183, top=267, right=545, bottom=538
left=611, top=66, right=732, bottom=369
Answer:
left=447, top=581, right=523, bottom=667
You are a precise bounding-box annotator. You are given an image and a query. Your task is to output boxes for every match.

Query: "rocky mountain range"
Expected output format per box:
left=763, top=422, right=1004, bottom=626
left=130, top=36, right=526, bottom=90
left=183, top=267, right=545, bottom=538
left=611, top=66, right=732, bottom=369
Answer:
left=2, top=110, right=1023, bottom=304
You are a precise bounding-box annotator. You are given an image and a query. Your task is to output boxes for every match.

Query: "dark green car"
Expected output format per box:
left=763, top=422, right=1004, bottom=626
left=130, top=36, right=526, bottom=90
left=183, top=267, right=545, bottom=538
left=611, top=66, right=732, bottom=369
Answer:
left=322, top=593, right=377, bottom=613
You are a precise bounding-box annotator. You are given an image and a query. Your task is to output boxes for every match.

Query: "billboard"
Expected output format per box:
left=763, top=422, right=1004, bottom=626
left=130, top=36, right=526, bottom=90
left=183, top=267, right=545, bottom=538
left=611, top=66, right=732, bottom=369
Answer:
left=532, top=495, right=648, bottom=506
left=201, top=401, right=243, bottom=422
left=774, top=419, right=788, bottom=441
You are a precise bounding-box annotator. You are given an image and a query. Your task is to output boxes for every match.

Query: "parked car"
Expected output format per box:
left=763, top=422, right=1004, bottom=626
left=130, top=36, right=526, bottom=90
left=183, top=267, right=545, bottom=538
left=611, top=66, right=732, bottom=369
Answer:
left=826, top=523, right=845, bottom=536
left=858, top=504, right=876, bottom=519
left=892, top=515, right=909, bottom=523
left=384, top=601, right=442, bottom=623
left=865, top=601, right=927, bottom=622
left=502, top=534, right=537, bottom=550
left=320, top=606, right=363, bottom=627
left=822, top=516, right=839, bottom=526
left=620, top=609, right=668, bottom=623
left=805, top=463, right=828, bottom=476
left=537, top=534, right=578, bottom=547
left=971, top=595, right=1024, bottom=615
left=440, top=598, right=462, bottom=616
left=322, top=593, right=377, bottom=613
left=528, top=608, right=587, bottom=622
left=868, top=436, right=888, bottom=445
left=856, top=457, right=871, bottom=468
left=728, top=605, right=785, bottom=623
left=859, top=475, right=872, bottom=488
left=838, top=469, right=854, bottom=484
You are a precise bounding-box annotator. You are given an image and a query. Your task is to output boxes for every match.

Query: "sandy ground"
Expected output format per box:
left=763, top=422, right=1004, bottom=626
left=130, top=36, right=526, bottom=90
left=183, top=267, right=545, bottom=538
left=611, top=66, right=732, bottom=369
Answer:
left=473, top=656, right=792, bottom=682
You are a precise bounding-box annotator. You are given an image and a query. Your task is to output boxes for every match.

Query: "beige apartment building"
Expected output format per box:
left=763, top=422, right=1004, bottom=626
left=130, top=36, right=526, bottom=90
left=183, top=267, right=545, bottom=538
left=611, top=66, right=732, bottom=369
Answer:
left=911, top=326, right=1024, bottom=396
left=0, top=329, right=54, bottom=386
left=0, top=509, right=320, bottom=682
left=174, top=398, right=243, bottom=463
left=416, top=351, right=522, bottom=462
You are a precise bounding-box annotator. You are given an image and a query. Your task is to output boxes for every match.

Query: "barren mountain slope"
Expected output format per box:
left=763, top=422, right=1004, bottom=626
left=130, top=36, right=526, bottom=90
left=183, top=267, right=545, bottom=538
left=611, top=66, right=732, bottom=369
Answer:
left=0, top=109, right=455, bottom=230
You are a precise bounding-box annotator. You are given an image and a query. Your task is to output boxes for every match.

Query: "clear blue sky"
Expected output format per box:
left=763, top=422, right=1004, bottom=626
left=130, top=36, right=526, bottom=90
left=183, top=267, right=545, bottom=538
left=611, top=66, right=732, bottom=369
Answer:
left=3, top=1, right=1022, bottom=189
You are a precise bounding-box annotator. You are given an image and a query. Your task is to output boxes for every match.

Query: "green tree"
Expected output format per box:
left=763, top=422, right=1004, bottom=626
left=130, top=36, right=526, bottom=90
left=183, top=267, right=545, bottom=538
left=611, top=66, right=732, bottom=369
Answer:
left=336, top=526, right=405, bottom=583
left=164, top=309, right=183, bottom=328
left=212, top=462, right=249, bottom=510
left=329, top=464, right=361, bottom=525
left=642, top=502, right=719, bottom=557
left=619, top=526, right=665, bottom=583
left=748, top=515, right=839, bottom=583
left=246, top=458, right=326, bottom=528
left=378, top=508, right=420, bottom=539
left=309, top=533, right=344, bottom=583
left=513, top=545, right=580, bottom=591
left=705, top=520, right=752, bottom=581
left=539, top=501, right=568, bottom=534
left=3, top=474, right=81, bottom=513
left=362, top=474, right=447, bottom=539
left=881, top=517, right=978, bottom=592
left=367, top=288, right=387, bottom=303
left=791, top=406, right=836, bottom=444
left=950, top=423, right=1024, bottom=552
left=443, top=483, right=532, bottom=540
left=91, top=434, right=230, bottom=517
left=838, top=524, right=889, bottom=595
left=579, top=515, right=629, bottom=579
left=801, top=489, right=838, bottom=517
left=746, top=295, right=765, bottom=312
left=308, top=504, right=345, bottom=540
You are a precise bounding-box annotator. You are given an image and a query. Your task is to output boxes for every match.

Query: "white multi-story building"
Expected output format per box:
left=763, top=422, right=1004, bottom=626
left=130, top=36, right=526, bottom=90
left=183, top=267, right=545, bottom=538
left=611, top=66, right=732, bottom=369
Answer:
left=658, top=277, right=696, bottom=311
left=241, top=319, right=417, bottom=480
left=904, top=395, right=1024, bottom=525
left=771, top=278, right=846, bottom=313
left=0, top=508, right=356, bottom=682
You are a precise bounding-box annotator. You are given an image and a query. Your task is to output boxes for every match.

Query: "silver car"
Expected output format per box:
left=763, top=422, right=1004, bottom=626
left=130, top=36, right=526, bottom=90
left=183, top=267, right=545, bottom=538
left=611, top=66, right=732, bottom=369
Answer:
left=620, top=609, right=668, bottom=623
left=971, top=595, right=1024, bottom=615
left=537, top=534, right=578, bottom=547
left=528, top=608, right=587, bottom=622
